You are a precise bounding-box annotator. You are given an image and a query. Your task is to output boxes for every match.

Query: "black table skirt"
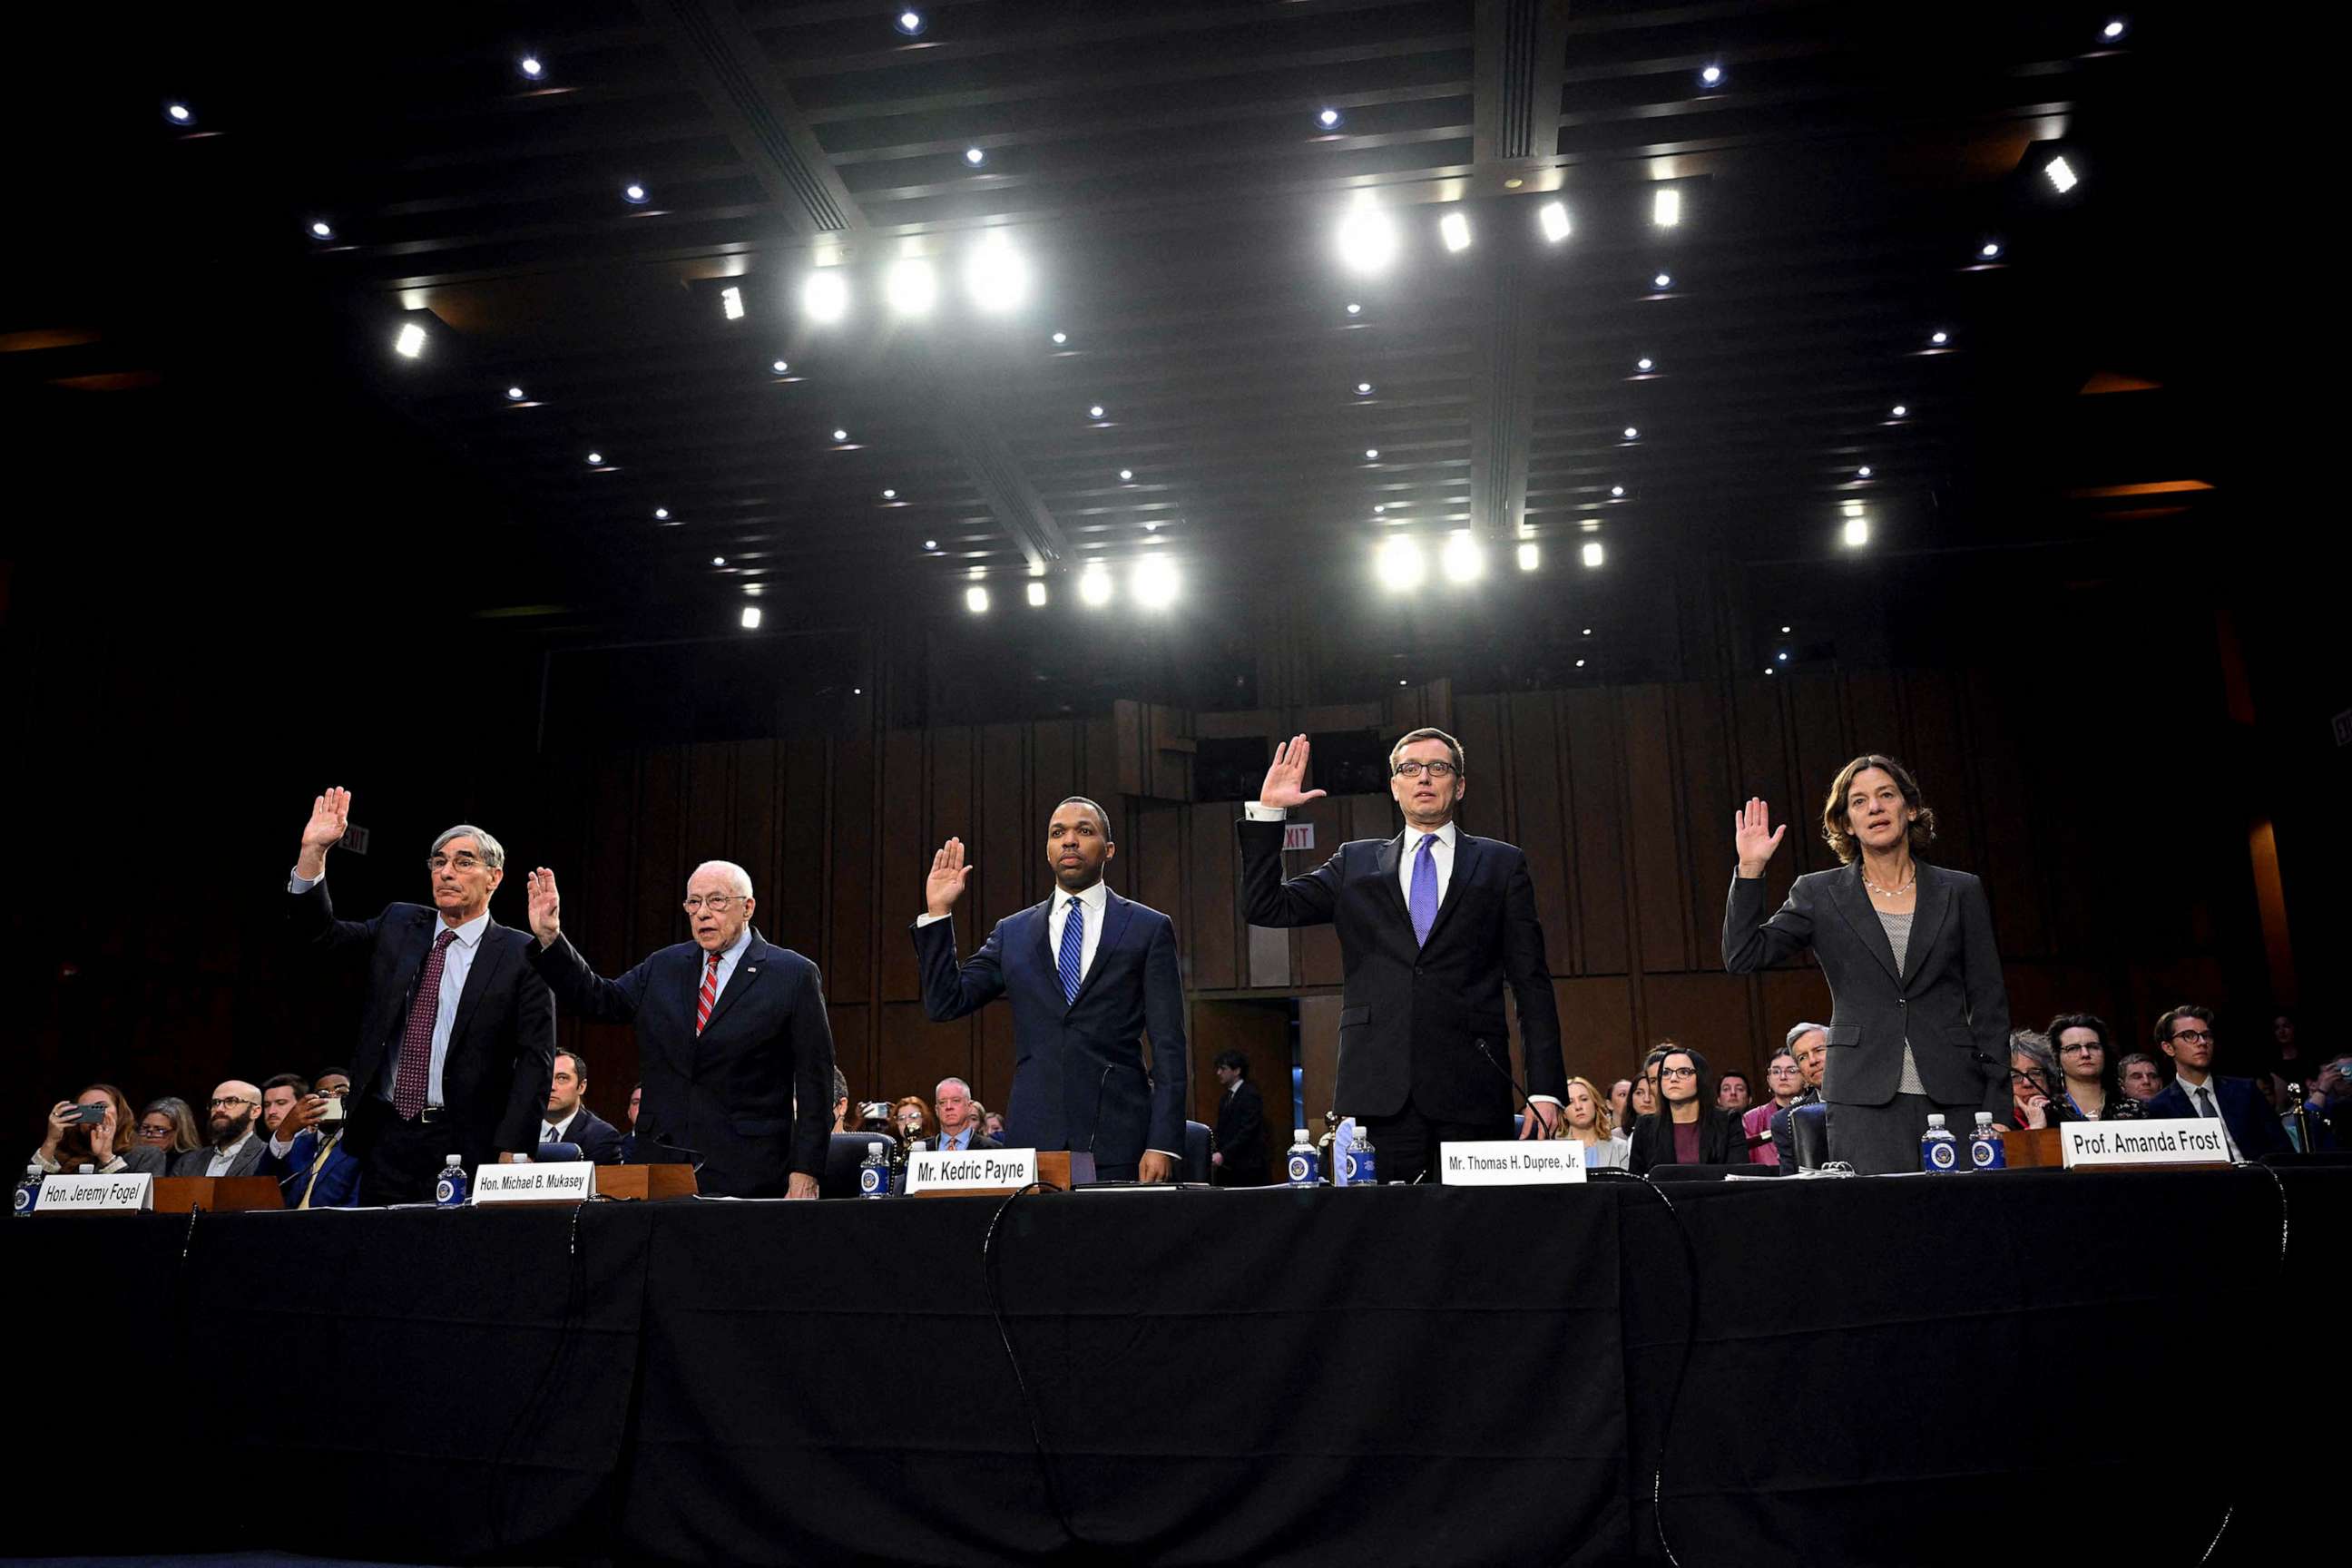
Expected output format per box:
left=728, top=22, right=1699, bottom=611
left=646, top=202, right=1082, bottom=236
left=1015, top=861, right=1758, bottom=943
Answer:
left=6, top=1166, right=2335, bottom=1567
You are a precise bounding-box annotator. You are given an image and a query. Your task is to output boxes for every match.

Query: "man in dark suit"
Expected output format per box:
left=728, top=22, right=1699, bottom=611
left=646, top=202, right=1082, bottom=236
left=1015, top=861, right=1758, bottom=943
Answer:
left=1238, top=730, right=1566, bottom=1184
left=260, top=1084, right=364, bottom=1207
left=1210, top=1050, right=1269, bottom=1185
left=923, top=1076, right=1002, bottom=1153
left=2141, top=1005, right=2288, bottom=1160
left=536, top=1050, right=625, bottom=1163
left=524, top=858, right=833, bottom=1199
left=912, top=797, right=1189, bottom=1182
left=287, top=789, right=557, bottom=1204
left=172, top=1079, right=269, bottom=1178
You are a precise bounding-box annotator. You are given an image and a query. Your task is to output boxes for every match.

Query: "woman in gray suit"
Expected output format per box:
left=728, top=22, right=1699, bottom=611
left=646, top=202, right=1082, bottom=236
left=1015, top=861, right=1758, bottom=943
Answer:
left=1723, top=755, right=2012, bottom=1174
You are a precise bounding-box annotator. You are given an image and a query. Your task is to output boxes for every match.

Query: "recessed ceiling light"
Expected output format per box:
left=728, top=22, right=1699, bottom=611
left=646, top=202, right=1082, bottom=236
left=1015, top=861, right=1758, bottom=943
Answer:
left=1777, top=652, right=1789, bottom=662
left=964, top=236, right=1028, bottom=311
left=1132, top=556, right=1180, bottom=608
left=1373, top=505, right=1386, bottom=514
left=1622, top=426, right=1639, bottom=441
left=622, top=182, right=650, bottom=205
left=1781, top=624, right=1792, bottom=633
left=1027, top=581, right=1048, bottom=606
left=1336, top=198, right=1399, bottom=274
left=505, top=386, right=525, bottom=401
left=1079, top=564, right=1113, bottom=606
left=964, top=146, right=986, bottom=166
left=1700, top=64, right=1723, bottom=87
left=1576, top=658, right=1588, bottom=669
left=166, top=103, right=194, bottom=124
left=1440, top=530, right=1484, bottom=583
left=1652, top=271, right=1672, bottom=290
left=309, top=220, right=335, bottom=240
left=1582, top=627, right=1592, bottom=635
left=1890, top=405, right=1907, bottom=418
left=1539, top=201, right=1571, bottom=243
left=1051, top=330, right=1067, bottom=345
left=1980, top=240, right=2003, bottom=259
left=1356, top=381, right=1374, bottom=395
left=1843, top=514, right=1870, bottom=547
left=925, top=539, right=938, bottom=550
left=965, top=585, right=991, bottom=613
left=1318, top=108, right=1341, bottom=129
left=586, top=451, right=604, bottom=466
left=1582, top=540, right=1604, bottom=568
left=1610, top=485, right=1625, bottom=498
left=832, top=427, right=849, bottom=442
left=394, top=322, right=426, bottom=358
left=803, top=269, right=849, bottom=323
left=772, top=358, right=789, bottom=375
left=1376, top=535, right=1426, bottom=591
left=711, top=555, right=727, bottom=566
left=1857, top=466, right=1873, bottom=478
left=1516, top=542, right=1540, bottom=572
left=654, top=507, right=671, bottom=521
left=1652, top=188, right=1681, bottom=228
left=1439, top=211, right=1472, bottom=252
left=2044, top=154, right=2079, bottom=194
left=1118, top=468, right=1133, bottom=482
left=881, top=488, right=897, bottom=500
left=1636, top=357, right=1653, bottom=372
left=1365, top=447, right=1380, bottom=460
left=886, top=256, right=938, bottom=316
left=896, top=9, right=926, bottom=34
left=519, top=56, right=544, bottom=79
left=1930, top=329, right=1948, bottom=346
left=1088, top=405, right=1105, bottom=420
left=1143, top=520, right=1161, bottom=533
left=720, top=285, right=745, bottom=320
left=740, top=605, right=762, bottom=629
left=1345, top=301, right=1362, bottom=316
left=2102, top=19, right=2125, bottom=41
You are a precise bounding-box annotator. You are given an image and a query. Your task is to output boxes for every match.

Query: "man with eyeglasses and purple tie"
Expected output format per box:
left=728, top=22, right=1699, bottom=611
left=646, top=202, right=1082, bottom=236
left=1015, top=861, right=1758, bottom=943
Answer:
left=1237, top=729, right=1566, bottom=1184
left=286, top=789, right=556, bottom=1204
left=2141, top=1004, right=2288, bottom=1160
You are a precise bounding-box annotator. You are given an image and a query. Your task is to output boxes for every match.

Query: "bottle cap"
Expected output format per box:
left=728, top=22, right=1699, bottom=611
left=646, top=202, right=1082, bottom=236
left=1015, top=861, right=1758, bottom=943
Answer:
left=445, top=1153, right=463, bottom=1166
left=79, top=1164, right=95, bottom=1173
left=28, top=1163, right=44, bottom=1177
left=1975, top=1112, right=1994, bottom=1124
left=1926, top=1113, right=1945, bottom=1128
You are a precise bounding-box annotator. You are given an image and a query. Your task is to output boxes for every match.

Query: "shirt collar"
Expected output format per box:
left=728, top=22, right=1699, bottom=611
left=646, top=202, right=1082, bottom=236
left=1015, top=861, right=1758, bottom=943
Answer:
left=1059, top=879, right=1110, bottom=916
left=705, top=925, right=753, bottom=965
left=440, top=909, right=491, bottom=948
left=1406, top=820, right=1459, bottom=850
left=546, top=1109, right=578, bottom=1137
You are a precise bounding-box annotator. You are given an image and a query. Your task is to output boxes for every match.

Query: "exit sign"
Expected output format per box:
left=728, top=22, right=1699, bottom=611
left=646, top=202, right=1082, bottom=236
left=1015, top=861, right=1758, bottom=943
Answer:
left=1282, top=823, right=1316, bottom=852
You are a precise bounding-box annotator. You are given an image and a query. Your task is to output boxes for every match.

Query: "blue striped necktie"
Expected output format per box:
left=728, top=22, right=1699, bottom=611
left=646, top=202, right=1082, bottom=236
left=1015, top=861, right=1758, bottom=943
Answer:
left=1058, top=897, right=1085, bottom=1004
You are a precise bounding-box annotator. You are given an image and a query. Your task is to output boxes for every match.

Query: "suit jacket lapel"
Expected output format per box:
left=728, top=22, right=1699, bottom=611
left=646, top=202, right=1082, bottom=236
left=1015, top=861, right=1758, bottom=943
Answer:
left=1373, top=833, right=1411, bottom=927
left=1420, top=831, right=1483, bottom=949
left=1902, top=868, right=1952, bottom=985
left=445, top=922, right=507, bottom=1049
left=698, top=930, right=767, bottom=1038
left=1029, top=896, right=1058, bottom=980
left=1828, top=863, right=1902, bottom=984
left=1070, top=890, right=1135, bottom=1009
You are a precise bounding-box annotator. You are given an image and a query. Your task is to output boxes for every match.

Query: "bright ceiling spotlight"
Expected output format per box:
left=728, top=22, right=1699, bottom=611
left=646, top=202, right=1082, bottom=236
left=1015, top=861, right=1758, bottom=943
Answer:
left=1439, top=210, right=1472, bottom=252
left=1118, top=468, right=1133, bottom=482
left=654, top=507, right=670, bottom=521
left=505, top=385, right=525, bottom=401
left=802, top=268, right=849, bottom=323
left=1980, top=240, right=2003, bottom=260
left=1652, top=271, right=1672, bottom=290
left=1345, top=301, right=1363, bottom=316
left=772, top=358, right=789, bottom=375
left=587, top=451, right=605, bottom=466
left=1652, top=187, right=1682, bottom=228
left=394, top=321, right=426, bottom=358
left=1777, top=652, right=1789, bottom=662
left=1376, top=535, right=1426, bottom=591
left=1132, top=556, right=1180, bottom=608
left=1440, top=530, right=1485, bottom=583
left=1636, top=357, right=1654, bottom=373
left=1581, top=540, right=1605, bottom=568
left=1610, top=485, right=1625, bottom=497
left=309, top=220, right=335, bottom=240
left=740, top=605, right=763, bottom=630
left=1516, top=541, right=1540, bottom=572
left=1356, top=381, right=1374, bottom=395
left=1027, top=581, right=1048, bottom=607
left=622, top=181, right=650, bottom=205
left=1088, top=404, right=1105, bottom=420
left=924, top=539, right=938, bottom=550
left=1622, top=426, right=1639, bottom=441
left=1373, top=504, right=1386, bottom=514
left=1857, top=466, right=1873, bottom=478
left=964, top=236, right=1029, bottom=311
left=2043, top=154, right=2079, bottom=194
left=964, top=146, right=986, bottom=166
left=1365, top=447, right=1380, bottom=460
left=1078, top=564, right=1113, bottom=606
left=1890, top=405, right=1907, bottom=418
left=832, top=427, right=849, bottom=443
left=964, top=585, right=990, bottom=613
left=720, top=285, right=745, bottom=320
left=881, top=488, right=897, bottom=500
left=895, top=9, right=926, bottom=34
left=166, top=103, right=194, bottom=124
left=1930, top=329, right=1948, bottom=346
left=1051, top=330, right=1067, bottom=344
left=1843, top=514, right=1870, bottom=547
left=519, top=56, right=544, bottom=79
left=1538, top=201, right=1571, bottom=243
left=886, top=256, right=938, bottom=316
left=2102, top=19, right=2125, bottom=41
left=711, top=555, right=726, bottom=566
left=1336, top=197, right=1399, bottom=274
left=1318, top=107, right=1341, bottom=129
left=1700, top=64, right=1723, bottom=87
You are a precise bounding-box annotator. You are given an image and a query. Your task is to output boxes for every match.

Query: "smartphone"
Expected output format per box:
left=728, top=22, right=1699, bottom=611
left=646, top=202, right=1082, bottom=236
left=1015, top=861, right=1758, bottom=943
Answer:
left=316, top=1094, right=348, bottom=1124
left=72, top=1102, right=107, bottom=1125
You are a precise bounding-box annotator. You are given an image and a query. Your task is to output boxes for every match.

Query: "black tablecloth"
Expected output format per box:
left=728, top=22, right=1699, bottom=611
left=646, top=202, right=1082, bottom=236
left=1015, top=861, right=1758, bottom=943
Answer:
left=5, top=1167, right=2337, bottom=1567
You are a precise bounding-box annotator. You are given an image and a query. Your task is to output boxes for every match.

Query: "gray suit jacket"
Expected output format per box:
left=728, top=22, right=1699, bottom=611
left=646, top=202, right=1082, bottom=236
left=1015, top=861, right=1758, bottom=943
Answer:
left=1724, top=861, right=2011, bottom=1114
left=170, top=1136, right=268, bottom=1179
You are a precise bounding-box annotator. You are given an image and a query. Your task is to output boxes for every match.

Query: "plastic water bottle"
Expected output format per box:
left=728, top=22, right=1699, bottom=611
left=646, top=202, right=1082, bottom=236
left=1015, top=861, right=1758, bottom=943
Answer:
left=1285, top=1128, right=1321, bottom=1187
left=1968, top=1112, right=2007, bottom=1171
left=12, top=1164, right=42, bottom=1218
left=1920, top=1112, right=1960, bottom=1174
left=434, top=1154, right=469, bottom=1208
left=1342, top=1125, right=1377, bottom=1187
left=858, top=1140, right=891, bottom=1198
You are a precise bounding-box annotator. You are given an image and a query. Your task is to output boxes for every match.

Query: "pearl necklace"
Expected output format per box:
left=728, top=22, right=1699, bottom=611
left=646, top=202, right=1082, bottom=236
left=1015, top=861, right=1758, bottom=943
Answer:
left=1864, top=862, right=1916, bottom=900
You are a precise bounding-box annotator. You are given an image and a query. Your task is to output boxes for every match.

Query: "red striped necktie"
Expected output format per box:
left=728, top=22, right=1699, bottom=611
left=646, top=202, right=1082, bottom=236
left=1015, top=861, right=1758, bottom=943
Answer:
left=695, top=950, right=721, bottom=1034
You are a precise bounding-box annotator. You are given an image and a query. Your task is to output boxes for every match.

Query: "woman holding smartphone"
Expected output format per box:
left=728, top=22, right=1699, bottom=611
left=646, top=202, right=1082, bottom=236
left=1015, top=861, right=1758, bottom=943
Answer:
left=1723, top=755, right=2012, bottom=1174
left=31, top=1084, right=170, bottom=1177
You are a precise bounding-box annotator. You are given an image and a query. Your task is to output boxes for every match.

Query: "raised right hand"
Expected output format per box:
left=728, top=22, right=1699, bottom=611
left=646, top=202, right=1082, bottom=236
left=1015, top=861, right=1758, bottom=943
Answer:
left=1258, top=734, right=1328, bottom=810
left=1734, top=797, right=1787, bottom=877
left=300, top=788, right=352, bottom=854
left=926, top=838, right=974, bottom=918
left=525, top=867, right=563, bottom=946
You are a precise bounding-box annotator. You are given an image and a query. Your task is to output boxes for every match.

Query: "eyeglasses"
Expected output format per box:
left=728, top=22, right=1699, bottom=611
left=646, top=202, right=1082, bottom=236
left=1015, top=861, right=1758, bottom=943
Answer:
left=137, top=1123, right=174, bottom=1139
left=426, top=852, right=488, bottom=872
left=2169, top=1030, right=2213, bottom=1044
left=681, top=894, right=740, bottom=913
left=208, top=1096, right=253, bottom=1109
left=2059, top=1041, right=2103, bottom=1055
left=1767, top=1063, right=1800, bottom=1076
left=1659, top=1065, right=1698, bottom=1079
left=1392, top=760, right=1458, bottom=780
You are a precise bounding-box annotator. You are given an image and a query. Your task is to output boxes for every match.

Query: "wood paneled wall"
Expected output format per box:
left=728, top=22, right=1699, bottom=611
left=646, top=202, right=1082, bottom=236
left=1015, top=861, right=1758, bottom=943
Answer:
left=528, top=668, right=2260, bottom=1128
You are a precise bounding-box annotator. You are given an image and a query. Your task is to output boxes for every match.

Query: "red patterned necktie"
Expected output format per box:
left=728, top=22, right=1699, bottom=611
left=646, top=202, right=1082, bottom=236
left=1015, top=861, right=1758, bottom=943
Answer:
left=393, top=929, right=459, bottom=1119
left=696, top=949, right=721, bottom=1034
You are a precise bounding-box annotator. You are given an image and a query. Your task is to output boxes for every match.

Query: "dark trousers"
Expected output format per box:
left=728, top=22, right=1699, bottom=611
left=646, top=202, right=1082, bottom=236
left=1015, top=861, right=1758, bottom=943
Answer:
left=353, top=1099, right=466, bottom=1205
left=1362, top=1104, right=1509, bottom=1184
left=1827, top=1092, right=1983, bottom=1176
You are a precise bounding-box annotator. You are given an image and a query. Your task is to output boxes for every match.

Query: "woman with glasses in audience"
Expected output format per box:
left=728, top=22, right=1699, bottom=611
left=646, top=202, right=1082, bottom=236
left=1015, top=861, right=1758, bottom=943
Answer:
left=136, top=1096, right=204, bottom=1159
left=1551, top=1076, right=1629, bottom=1170
left=30, top=1083, right=169, bottom=1176
left=1627, top=1047, right=1745, bottom=1173
left=1743, top=1047, right=1806, bottom=1165
left=891, top=1096, right=935, bottom=1143
left=2044, top=1012, right=2144, bottom=1122
left=2009, top=1031, right=2063, bottom=1129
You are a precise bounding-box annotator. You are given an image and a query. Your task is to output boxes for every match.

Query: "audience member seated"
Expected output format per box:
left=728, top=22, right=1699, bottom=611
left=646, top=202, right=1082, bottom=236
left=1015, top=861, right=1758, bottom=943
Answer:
left=2009, top=1032, right=2062, bottom=1130
left=136, top=1096, right=203, bottom=1160
left=855, top=1101, right=897, bottom=1136
left=1615, top=1069, right=1658, bottom=1156
left=2285, top=1057, right=2348, bottom=1152
left=891, top=1096, right=935, bottom=1142
left=1607, top=1078, right=1633, bottom=1132
left=1743, top=1045, right=1801, bottom=1165
left=2141, top=1005, right=2289, bottom=1158
left=926, top=1077, right=998, bottom=1152
left=261, top=1084, right=363, bottom=1208
left=1628, top=1047, right=1745, bottom=1173
left=172, top=1081, right=268, bottom=1178
left=259, top=1074, right=309, bottom=1138
left=619, top=1081, right=642, bottom=1161
left=982, top=1111, right=1007, bottom=1142
left=828, top=1068, right=852, bottom=1134
left=2118, top=1053, right=2165, bottom=1102
left=2045, top=1013, right=2145, bottom=1122
left=1552, top=1076, right=1629, bottom=1170
left=1769, top=1024, right=1828, bottom=1167
left=1715, top=1071, right=1752, bottom=1112
left=32, top=1084, right=168, bottom=1176
left=537, top=1050, right=623, bottom=1163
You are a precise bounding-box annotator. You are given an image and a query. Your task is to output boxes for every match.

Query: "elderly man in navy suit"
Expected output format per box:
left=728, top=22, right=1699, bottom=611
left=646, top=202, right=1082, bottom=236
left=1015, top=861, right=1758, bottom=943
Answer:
left=2141, top=1004, right=2288, bottom=1160
left=524, top=859, right=834, bottom=1199
left=912, top=797, right=1189, bottom=1182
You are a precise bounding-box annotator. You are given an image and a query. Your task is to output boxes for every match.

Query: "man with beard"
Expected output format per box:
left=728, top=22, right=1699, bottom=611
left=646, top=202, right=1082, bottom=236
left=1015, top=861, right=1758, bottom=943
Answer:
left=172, top=1080, right=269, bottom=1177
left=913, top=797, right=1189, bottom=1182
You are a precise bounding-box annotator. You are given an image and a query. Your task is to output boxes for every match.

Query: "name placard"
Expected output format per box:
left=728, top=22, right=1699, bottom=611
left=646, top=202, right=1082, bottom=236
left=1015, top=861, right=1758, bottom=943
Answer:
left=904, top=1147, right=1038, bottom=1194
left=33, top=1172, right=153, bottom=1212
left=471, top=1161, right=595, bottom=1203
left=1436, top=1141, right=1587, bottom=1185
left=2061, top=1118, right=2233, bottom=1169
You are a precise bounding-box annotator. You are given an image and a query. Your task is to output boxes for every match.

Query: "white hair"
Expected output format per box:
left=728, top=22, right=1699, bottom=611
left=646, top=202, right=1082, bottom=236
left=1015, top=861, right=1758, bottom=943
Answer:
left=690, top=859, right=754, bottom=898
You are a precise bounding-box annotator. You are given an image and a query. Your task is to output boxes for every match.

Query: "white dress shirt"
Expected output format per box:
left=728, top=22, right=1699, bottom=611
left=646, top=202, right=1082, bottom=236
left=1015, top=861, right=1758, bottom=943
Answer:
left=544, top=1108, right=581, bottom=1143
left=287, top=870, right=485, bottom=1110
left=205, top=1128, right=258, bottom=1178
left=1047, top=878, right=1110, bottom=990
left=697, top=923, right=755, bottom=1011
left=2174, top=1071, right=2240, bottom=1161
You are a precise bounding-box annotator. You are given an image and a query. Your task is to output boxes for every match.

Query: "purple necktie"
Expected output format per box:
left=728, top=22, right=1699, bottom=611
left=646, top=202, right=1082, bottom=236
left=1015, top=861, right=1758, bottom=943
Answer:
left=393, top=929, right=459, bottom=1119
left=1410, top=832, right=1439, bottom=946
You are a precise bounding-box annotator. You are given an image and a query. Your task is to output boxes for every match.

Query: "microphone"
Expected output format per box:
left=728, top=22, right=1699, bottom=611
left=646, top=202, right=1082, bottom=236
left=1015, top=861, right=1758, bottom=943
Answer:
left=1475, top=1038, right=1551, bottom=1137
